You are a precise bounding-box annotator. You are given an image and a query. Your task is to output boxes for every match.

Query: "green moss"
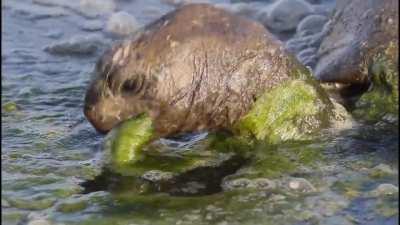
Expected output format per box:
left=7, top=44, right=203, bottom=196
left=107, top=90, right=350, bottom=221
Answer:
left=236, top=79, right=333, bottom=144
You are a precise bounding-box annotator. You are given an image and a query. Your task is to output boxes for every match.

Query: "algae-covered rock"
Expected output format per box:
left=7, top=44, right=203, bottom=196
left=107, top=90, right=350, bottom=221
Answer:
left=235, top=79, right=334, bottom=144
left=105, top=113, right=155, bottom=173
left=57, top=198, right=88, bottom=213
left=353, top=44, right=399, bottom=124
left=313, top=0, right=398, bottom=124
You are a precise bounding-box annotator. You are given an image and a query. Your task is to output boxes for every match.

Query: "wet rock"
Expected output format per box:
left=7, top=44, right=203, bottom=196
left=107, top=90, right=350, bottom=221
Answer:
left=263, top=0, right=313, bottom=32
left=285, top=32, right=324, bottom=57
left=314, top=0, right=398, bottom=85
left=321, top=215, right=354, bottom=225
left=106, top=11, right=140, bottom=37
left=286, top=177, right=317, bottom=193
left=314, top=0, right=399, bottom=125
left=221, top=177, right=276, bottom=191
left=7, top=194, right=57, bottom=210
left=44, top=34, right=105, bottom=55
left=375, top=199, right=398, bottom=217
left=57, top=198, right=88, bottom=213
left=369, top=183, right=399, bottom=197
left=253, top=178, right=277, bottom=190
left=79, top=0, right=116, bottom=18
left=27, top=219, right=52, bottom=225
left=221, top=178, right=254, bottom=191
left=2, top=209, right=28, bottom=225
left=81, top=19, right=103, bottom=31
left=268, top=194, right=287, bottom=202
left=216, top=2, right=263, bottom=20
left=141, top=170, right=175, bottom=182
left=161, top=0, right=211, bottom=7
left=297, top=14, right=328, bottom=36
left=369, top=164, right=396, bottom=178
left=296, top=47, right=318, bottom=68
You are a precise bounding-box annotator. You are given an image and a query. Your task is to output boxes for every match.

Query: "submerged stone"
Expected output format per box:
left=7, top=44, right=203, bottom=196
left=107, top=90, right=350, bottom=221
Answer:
left=3, top=101, right=19, bottom=113
left=44, top=34, right=106, bottom=55
left=106, top=11, right=140, bottom=37
left=368, top=183, right=399, bottom=197
left=57, top=198, right=88, bottom=213
left=264, top=0, right=313, bottom=32
left=369, top=163, right=397, bottom=178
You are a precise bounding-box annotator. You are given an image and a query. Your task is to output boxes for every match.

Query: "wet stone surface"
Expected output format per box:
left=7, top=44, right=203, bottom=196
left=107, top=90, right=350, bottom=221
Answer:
left=2, top=0, right=398, bottom=225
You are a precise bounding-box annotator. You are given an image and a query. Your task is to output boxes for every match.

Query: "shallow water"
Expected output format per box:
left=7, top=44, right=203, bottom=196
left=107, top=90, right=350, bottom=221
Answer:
left=2, top=0, right=398, bottom=225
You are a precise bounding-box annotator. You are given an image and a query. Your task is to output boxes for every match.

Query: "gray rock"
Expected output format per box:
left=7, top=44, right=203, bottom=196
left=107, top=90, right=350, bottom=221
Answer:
left=287, top=177, right=317, bottom=193
left=264, top=0, right=313, bottom=32
left=141, top=170, right=175, bottom=182
left=106, top=11, right=140, bottom=37
left=369, top=183, right=399, bottom=197
left=81, top=20, right=104, bottom=31
left=79, top=0, right=116, bottom=18
left=297, top=14, right=328, bottom=36
left=296, top=47, right=318, bottom=67
left=221, top=178, right=254, bottom=191
left=369, top=164, right=396, bottom=178
left=44, top=34, right=105, bottom=55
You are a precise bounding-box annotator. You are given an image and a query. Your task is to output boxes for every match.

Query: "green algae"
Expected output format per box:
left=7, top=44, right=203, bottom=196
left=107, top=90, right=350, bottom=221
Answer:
left=229, top=140, right=324, bottom=179
left=236, top=79, right=333, bottom=144
left=57, top=198, right=88, bottom=213
left=2, top=101, right=18, bottom=113
left=6, top=195, right=57, bottom=210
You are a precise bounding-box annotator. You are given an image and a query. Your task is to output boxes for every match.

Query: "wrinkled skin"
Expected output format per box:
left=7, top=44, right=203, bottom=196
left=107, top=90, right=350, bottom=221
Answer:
left=84, top=4, right=305, bottom=137
left=314, top=0, right=398, bottom=85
